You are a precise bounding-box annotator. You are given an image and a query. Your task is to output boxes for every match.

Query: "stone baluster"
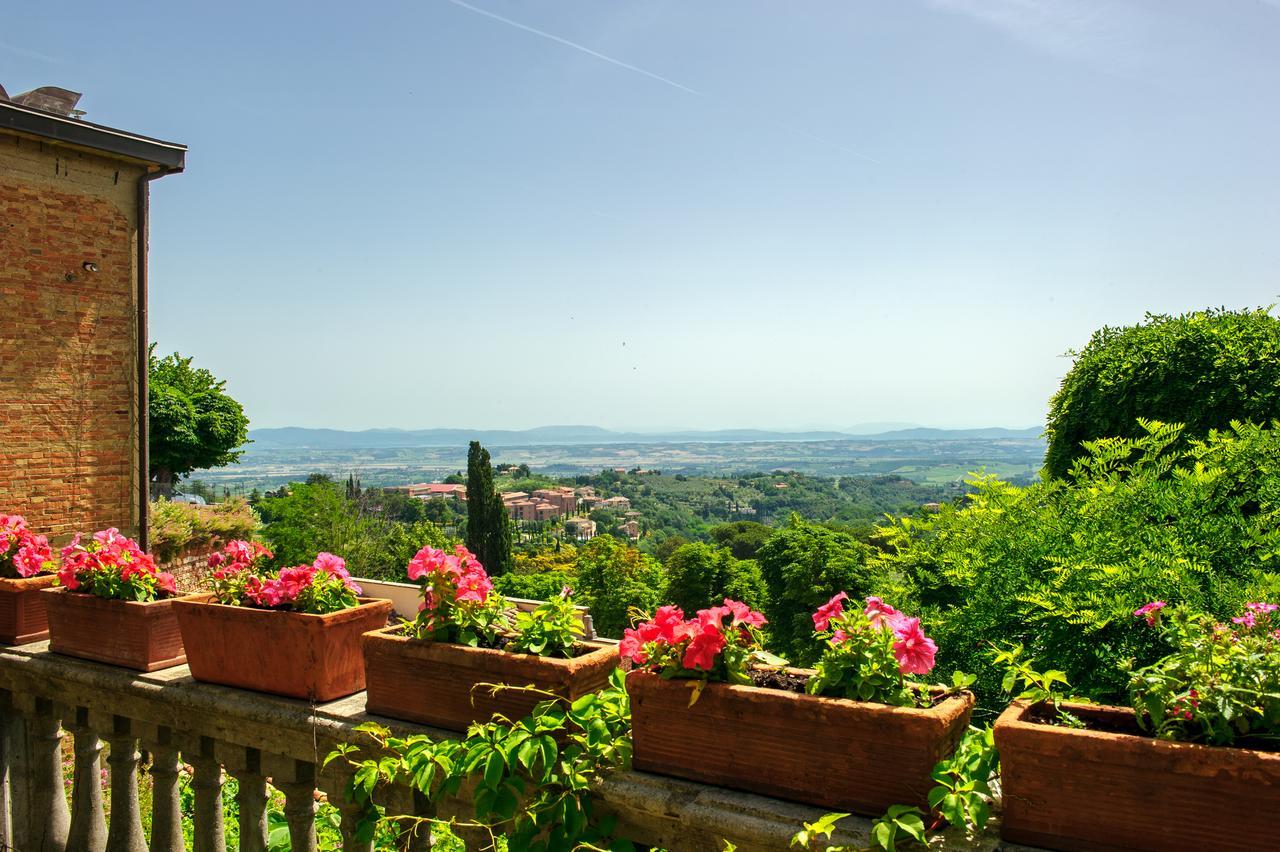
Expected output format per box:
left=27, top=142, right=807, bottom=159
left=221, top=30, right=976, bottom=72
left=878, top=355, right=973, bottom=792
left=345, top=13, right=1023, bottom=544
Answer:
left=66, top=708, right=107, bottom=851
left=144, top=727, right=184, bottom=852
left=276, top=759, right=319, bottom=852
left=188, top=737, right=226, bottom=852
left=23, top=696, right=70, bottom=851
left=0, top=689, right=19, bottom=850
left=104, top=715, right=146, bottom=852
left=230, top=747, right=269, bottom=852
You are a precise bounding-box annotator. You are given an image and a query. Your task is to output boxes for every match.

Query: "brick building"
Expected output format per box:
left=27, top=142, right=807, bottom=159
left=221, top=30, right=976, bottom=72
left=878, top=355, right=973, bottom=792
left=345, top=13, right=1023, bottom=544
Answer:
left=0, top=88, right=185, bottom=542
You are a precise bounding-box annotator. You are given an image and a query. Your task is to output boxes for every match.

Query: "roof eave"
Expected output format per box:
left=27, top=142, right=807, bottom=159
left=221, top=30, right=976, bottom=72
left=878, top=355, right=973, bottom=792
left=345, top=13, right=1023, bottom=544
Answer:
left=0, top=100, right=186, bottom=172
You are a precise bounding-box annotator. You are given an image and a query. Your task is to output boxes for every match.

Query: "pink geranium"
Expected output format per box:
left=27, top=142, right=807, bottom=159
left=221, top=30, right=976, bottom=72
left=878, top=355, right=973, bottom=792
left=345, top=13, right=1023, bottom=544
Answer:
left=622, top=599, right=767, bottom=683
left=1, top=515, right=53, bottom=579
left=56, top=528, right=175, bottom=603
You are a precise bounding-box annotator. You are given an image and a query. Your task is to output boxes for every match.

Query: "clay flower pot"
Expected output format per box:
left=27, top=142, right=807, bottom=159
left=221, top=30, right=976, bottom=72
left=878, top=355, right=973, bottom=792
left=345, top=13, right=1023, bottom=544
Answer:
left=363, top=624, right=619, bottom=731
left=995, top=699, right=1280, bottom=852
left=0, top=574, right=57, bottom=644
left=628, top=669, right=974, bottom=815
left=42, top=587, right=189, bottom=671
left=172, top=594, right=393, bottom=701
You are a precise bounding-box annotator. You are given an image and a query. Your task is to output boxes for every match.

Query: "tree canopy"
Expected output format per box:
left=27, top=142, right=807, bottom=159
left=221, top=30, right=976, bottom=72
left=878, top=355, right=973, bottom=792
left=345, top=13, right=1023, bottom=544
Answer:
left=1044, top=307, right=1280, bottom=479
left=465, top=441, right=512, bottom=575
left=149, top=350, right=249, bottom=492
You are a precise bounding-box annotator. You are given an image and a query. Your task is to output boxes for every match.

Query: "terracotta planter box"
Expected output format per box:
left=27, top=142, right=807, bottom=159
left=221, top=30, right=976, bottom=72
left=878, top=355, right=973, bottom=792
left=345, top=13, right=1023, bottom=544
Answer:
left=42, top=588, right=190, bottom=671
left=363, top=624, right=619, bottom=731
left=172, top=594, right=393, bottom=701
left=628, top=669, right=973, bottom=814
left=995, top=699, right=1280, bottom=852
left=0, top=574, right=57, bottom=644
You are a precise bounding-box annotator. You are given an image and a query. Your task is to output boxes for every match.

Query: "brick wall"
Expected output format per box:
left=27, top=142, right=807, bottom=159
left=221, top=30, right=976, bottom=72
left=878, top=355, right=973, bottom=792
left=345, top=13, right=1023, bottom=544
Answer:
left=0, top=133, right=145, bottom=540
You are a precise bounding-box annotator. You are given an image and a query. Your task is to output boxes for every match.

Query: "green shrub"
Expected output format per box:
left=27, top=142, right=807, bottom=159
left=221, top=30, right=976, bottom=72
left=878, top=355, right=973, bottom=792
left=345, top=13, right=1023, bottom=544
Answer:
left=755, top=516, right=877, bottom=664
left=571, top=537, right=667, bottom=638
left=875, top=420, right=1280, bottom=709
left=664, top=542, right=767, bottom=614
left=1045, top=307, right=1280, bottom=479
left=149, top=498, right=258, bottom=561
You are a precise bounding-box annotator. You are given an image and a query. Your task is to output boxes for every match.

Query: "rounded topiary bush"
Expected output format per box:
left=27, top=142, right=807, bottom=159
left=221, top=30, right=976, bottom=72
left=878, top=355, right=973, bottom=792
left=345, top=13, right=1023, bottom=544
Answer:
left=1044, top=307, right=1280, bottom=480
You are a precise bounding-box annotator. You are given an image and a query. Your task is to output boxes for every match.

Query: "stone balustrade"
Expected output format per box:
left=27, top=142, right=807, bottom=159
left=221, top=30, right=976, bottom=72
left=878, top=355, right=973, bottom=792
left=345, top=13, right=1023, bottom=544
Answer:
left=0, top=642, right=1020, bottom=851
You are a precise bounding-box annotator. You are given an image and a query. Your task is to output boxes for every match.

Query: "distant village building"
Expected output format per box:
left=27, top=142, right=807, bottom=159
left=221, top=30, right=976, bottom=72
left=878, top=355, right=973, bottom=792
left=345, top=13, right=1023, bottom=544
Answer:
left=387, top=483, right=467, bottom=501
left=601, top=496, right=632, bottom=510
left=503, top=487, right=577, bottom=523
left=575, top=486, right=597, bottom=498
left=615, top=520, right=640, bottom=541
left=564, top=517, right=596, bottom=541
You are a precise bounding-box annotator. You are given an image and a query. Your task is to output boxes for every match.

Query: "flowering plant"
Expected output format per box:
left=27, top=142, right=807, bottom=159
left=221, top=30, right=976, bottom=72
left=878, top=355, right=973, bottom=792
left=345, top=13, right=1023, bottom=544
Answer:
left=206, top=542, right=361, bottom=615
left=1126, top=601, right=1280, bottom=745
left=620, top=599, right=768, bottom=684
left=0, top=514, right=53, bottom=579
left=57, top=528, right=177, bottom=602
left=508, top=586, right=584, bottom=658
left=406, top=544, right=508, bottom=645
left=806, top=594, right=939, bottom=706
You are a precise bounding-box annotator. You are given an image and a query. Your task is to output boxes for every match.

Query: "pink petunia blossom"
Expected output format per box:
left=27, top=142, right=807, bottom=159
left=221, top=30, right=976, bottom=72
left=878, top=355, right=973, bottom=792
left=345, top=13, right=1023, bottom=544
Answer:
left=891, top=617, right=937, bottom=675
left=812, top=592, right=848, bottom=632
left=1134, top=601, right=1167, bottom=626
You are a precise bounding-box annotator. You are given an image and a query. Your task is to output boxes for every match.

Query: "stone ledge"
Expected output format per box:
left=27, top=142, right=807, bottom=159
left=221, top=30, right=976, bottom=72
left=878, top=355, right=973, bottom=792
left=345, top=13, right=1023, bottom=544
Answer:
left=0, top=642, right=1037, bottom=851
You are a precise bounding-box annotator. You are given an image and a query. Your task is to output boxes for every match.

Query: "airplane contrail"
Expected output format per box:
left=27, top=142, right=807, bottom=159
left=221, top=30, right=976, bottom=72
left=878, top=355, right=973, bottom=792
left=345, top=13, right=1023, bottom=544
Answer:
left=445, top=0, right=702, bottom=96
left=444, top=0, right=881, bottom=165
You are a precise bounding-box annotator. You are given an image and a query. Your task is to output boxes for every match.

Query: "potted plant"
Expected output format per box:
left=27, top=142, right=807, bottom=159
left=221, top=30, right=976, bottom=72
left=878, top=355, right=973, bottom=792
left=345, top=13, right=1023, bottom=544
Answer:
left=0, top=514, right=56, bottom=644
left=44, top=528, right=187, bottom=670
left=996, top=601, right=1280, bottom=852
left=363, top=544, right=617, bottom=731
left=172, top=542, right=393, bottom=701
left=626, top=593, right=974, bottom=814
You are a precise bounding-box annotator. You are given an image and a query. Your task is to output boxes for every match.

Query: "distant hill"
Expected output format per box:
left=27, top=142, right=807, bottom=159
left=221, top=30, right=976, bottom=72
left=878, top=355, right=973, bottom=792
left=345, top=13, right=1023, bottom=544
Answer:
left=245, top=424, right=1043, bottom=450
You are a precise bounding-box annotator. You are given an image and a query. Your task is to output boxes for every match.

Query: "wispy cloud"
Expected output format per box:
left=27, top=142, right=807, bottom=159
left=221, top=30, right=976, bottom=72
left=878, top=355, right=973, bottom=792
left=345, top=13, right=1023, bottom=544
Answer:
left=926, top=0, right=1151, bottom=73
left=445, top=0, right=701, bottom=96
left=0, top=40, right=60, bottom=64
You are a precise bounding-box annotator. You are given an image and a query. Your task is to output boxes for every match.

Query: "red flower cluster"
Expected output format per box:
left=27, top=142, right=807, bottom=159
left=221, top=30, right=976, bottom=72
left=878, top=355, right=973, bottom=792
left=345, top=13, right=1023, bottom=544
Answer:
left=406, top=544, right=494, bottom=634
left=0, top=514, right=52, bottom=579
left=242, top=552, right=361, bottom=610
left=621, top=599, right=767, bottom=675
left=58, top=528, right=176, bottom=601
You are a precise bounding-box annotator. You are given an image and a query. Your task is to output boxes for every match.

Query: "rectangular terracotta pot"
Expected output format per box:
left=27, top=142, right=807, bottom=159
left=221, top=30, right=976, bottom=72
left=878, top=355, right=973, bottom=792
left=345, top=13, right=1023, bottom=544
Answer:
left=42, top=587, right=190, bottom=671
left=363, top=624, right=619, bottom=731
left=0, top=574, right=57, bottom=644
left=172, top=594, right=393, bottom=701
left=628, top=669, right=974, bottom=815
left=995, top=699, right=1280, bottom=852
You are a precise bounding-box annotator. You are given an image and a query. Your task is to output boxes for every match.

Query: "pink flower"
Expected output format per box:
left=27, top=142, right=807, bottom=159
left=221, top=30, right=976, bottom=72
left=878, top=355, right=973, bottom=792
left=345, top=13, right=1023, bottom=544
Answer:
left=1134, top=601, right=1166, bottom=626
left=812, top=592, right=848, bottom=632
left=723, top=598, right=767, bottom=629
left=156, top=572, right=177, bottom=595
left=891, top=617, right=937, bottom=675
left=1246, top=602, right=1278, bottom=615
left=208, top=552, right=226, bottom=569
left=864, top=596, right=907, bottom=631
left=313, top=552, right=348, bottom=577
left=682, top=624, right=726, bottom=671
left=830, top=629, right=848, bottom=646
left=1232, top=611, right=1257, bottom=628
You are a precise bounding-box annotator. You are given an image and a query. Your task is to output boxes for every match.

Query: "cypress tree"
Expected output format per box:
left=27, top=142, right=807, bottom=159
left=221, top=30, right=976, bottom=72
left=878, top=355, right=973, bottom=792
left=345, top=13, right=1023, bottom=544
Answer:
left=465, top=441, right=512, bottom=574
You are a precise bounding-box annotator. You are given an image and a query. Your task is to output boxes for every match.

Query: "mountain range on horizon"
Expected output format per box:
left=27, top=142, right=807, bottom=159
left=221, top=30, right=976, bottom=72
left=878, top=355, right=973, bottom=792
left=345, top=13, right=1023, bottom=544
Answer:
left=246, top=424, right=1045, bottom=450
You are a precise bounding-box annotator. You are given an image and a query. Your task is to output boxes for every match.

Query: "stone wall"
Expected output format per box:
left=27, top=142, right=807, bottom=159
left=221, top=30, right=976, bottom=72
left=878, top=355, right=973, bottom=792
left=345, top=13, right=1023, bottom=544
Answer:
left=158, top=547, right=218, bottom=593
left=0, top=132, right=145, bottom=539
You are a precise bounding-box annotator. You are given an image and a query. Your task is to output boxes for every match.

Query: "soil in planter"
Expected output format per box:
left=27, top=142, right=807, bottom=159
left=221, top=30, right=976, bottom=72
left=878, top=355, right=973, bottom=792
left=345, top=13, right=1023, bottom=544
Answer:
left=750, top=667, right=810, bottom=693
left=1025, top=704, right=1280, bottom=753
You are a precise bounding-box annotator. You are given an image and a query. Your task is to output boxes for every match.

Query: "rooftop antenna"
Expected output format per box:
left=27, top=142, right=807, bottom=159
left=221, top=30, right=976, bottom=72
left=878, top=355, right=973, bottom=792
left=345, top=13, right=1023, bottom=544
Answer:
left=11, top=86, right=84, bottom=118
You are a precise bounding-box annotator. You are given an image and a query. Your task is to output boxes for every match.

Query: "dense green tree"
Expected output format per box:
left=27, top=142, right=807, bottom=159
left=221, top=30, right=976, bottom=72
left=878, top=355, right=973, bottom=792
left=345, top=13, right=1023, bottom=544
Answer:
left=708, top=521, right=774, bottom=560
left=466, top=441, right=512, bottom=574
left=148, top=350, right=250, bottom=495
left=1045, top=307, right=1280, bottom=479
left=755, top=516, right=874, bottom=663
left=572, top=537, right=667, bottom=638
left=256, top=481, right=364, bottom=567
left=878, top=420, right=1280, bottom=709
left=664, top=542, right=767, bottom=614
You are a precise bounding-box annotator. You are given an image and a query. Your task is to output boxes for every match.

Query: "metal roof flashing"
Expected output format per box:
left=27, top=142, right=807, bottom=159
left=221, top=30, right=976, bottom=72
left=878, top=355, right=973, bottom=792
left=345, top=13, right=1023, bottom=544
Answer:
left=0, top=99, right=186, bottom=172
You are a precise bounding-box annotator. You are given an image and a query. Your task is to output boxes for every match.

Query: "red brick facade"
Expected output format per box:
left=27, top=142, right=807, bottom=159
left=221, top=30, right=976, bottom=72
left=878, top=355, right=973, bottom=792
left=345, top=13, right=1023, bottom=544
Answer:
left=0, top=135, right=146, bottom=539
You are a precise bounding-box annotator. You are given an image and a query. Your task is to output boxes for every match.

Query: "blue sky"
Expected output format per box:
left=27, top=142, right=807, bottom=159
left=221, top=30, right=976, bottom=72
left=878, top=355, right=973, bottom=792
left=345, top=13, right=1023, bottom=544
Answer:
left=7, top=1, right=1279, bottom=431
